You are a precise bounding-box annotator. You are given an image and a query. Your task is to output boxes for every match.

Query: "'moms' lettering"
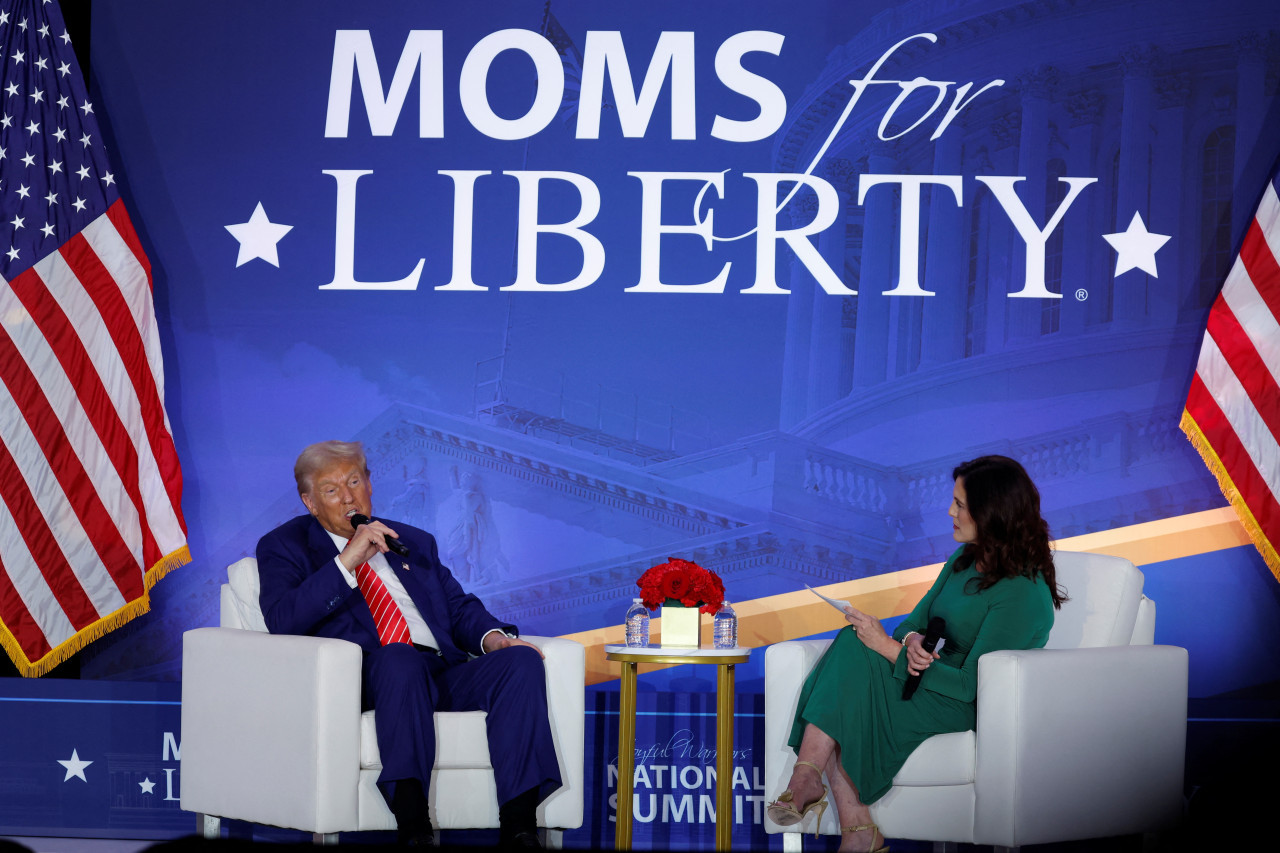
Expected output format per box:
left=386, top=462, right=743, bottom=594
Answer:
left=324, top=29, right=788, bottom=141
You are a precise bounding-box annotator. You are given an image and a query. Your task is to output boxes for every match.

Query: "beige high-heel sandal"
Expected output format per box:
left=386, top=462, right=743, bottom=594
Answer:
left=841, top=822, right=889, bottom=852
left=766, top=760, right=829, bottom=837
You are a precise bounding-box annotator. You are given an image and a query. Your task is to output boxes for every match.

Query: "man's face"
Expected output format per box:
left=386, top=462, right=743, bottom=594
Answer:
left=300, top=461, right=373, bottom=537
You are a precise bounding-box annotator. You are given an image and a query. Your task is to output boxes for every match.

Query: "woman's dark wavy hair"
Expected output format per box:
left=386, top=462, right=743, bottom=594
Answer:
left=953, top=455, right=1066, bottom=608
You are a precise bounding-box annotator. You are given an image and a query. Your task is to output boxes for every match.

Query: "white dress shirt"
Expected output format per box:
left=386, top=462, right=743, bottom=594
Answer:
left=325, top=529, right=440, bottom=649
left=325, top=527, right=508, bottom=653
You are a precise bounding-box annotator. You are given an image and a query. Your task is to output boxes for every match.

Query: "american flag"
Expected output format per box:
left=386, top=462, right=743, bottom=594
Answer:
left=1182, top=164, right=1280, bottom=581
left=0, top=0, right=188, bottom=676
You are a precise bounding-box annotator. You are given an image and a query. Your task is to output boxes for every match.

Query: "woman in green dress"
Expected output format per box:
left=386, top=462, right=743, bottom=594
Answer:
left=767, top=455, right=1066, bottom=852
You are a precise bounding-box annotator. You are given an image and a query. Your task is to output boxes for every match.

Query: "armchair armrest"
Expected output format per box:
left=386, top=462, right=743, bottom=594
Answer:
left=763, top=639, right=834, bottom=835
left=181, top=627, right=364, bottom=834
left=522, top=635, right=586, bottom=830
left=974, top=644, right=1188, bottom=847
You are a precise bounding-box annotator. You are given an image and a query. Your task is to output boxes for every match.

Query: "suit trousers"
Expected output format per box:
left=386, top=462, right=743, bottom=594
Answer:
left=361, top=642, right=562, bottom=807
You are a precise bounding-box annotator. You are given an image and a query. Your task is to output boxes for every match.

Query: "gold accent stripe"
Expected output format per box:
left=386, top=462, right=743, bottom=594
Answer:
left=1180, top=409, right=1280, bottom=580
left=565, top=507, right=1249, bottom=685
left=2, top=545, right=191, bottom=678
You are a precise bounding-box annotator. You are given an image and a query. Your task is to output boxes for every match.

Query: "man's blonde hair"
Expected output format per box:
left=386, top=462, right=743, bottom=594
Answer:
left=294, top=440, right=368, bottom=494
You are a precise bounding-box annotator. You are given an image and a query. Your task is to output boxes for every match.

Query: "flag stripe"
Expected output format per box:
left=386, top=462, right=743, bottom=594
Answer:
left=1221, top=255, right=1280, bottom=391
left=0, top=553, right=55, bottom=663
left=1236, top=202, right=1280, bottom=330
left=0, top=324, right=140, bottom=609
left=59, top=225, right=186, bottom=531
left=5, top=267, right=159, bottom=571
left=1186, top=373, right=1280, bottom=544
left=1194, top=334, right=1280, bottom=511
left=1206, top=301, right=1280, bottom=441
left=0, top=463, right=79, bottom=653
left=0, top=387, right=102, bottom=633
left=35, top=232, right=185, bottom=556
left=105, top=202, right=156, bottom=295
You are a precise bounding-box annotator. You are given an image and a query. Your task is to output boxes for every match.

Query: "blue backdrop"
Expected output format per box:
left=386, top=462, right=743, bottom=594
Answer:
left=10, top=0, right=1280, bottom=847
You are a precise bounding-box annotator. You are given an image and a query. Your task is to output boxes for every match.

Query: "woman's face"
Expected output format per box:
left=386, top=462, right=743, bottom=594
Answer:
left=950, top=477, right=977, bottom=544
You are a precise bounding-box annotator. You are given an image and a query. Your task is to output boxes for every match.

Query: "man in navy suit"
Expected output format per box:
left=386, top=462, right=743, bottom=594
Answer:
left=258, top=440, right=561, bottom=848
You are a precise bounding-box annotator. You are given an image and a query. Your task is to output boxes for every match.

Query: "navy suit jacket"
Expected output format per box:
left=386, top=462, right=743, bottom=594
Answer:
left=257, top=514, right=515, bottom=666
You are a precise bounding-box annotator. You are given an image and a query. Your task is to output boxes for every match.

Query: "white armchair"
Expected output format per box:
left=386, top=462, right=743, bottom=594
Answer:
left=764, top=551, right=1187, bottom=852
left=180, top=557, right=585, bottom=845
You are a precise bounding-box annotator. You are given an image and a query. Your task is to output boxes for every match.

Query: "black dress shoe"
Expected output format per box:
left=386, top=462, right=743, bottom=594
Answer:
left=401, top=831, right=438, bottom=847
left=499, top=829, right=541, bottom=848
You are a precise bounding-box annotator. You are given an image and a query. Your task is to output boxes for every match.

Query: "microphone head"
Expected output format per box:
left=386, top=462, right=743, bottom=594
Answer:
left=349, top=513, right=371, bottom=531
left=926, top=616, right=946, bottom=636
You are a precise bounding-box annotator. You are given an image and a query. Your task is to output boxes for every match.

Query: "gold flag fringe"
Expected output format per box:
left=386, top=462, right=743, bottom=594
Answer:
left=1, top=545, right=192, bottom=678
left=1181, top=408, right=1280, bottom=581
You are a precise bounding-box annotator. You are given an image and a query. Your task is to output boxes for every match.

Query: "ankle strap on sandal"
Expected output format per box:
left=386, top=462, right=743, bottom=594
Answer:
left=793, top=760, right=824, bottom=775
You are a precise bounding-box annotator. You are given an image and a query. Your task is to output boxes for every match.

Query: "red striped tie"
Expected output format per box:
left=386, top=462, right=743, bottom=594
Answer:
left=355, top=562, right=412, bottom=646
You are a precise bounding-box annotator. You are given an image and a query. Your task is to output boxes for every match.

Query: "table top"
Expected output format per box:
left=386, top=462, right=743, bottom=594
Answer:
left=604, top=644, right=752, bottom=665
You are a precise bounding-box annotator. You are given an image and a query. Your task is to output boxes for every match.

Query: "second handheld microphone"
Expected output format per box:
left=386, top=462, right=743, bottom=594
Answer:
left=902, top=616, right=946, bottom=700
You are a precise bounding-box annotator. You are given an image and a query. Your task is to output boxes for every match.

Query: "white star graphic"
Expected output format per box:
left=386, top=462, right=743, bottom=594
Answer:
left=1102, top=212, right=1171, bottom=278
left=58, top=749, right=93, bottom=782
left=139, top=778, right=156, bottom=794
left=225, top=202, right=293, bottom=268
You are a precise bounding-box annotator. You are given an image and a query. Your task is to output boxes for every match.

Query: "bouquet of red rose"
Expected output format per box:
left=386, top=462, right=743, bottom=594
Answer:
left=636, top=558, right=725, bottom=615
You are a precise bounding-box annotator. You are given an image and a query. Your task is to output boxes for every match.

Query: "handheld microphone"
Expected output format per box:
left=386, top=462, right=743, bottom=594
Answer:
left=902, top=616, right=946, bottom=700
left=350, top=513, right=410, bottom=557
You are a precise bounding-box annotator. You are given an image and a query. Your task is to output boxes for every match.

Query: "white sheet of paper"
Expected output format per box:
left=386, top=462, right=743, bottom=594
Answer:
left=805, top=584, right=852, bottom=614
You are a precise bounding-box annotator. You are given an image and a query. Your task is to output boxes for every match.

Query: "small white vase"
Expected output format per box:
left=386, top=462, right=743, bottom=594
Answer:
left=660, top=604, right=701, bottom=649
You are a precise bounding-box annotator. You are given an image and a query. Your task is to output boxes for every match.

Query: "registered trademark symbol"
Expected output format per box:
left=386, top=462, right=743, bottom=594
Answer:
left=1075, top=288, right=1088, bottom=301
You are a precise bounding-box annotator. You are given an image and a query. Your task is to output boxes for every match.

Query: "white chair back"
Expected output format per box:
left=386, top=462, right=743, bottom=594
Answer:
left=222, top=556, right=269, bottom=633
left=1043, top=550, right=1144, bottom=649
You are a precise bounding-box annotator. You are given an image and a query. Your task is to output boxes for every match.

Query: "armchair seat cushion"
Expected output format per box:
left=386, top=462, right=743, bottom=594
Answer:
left=360, top=709, right=493, bottom=770
left=892, top=731, right=974, bottom=786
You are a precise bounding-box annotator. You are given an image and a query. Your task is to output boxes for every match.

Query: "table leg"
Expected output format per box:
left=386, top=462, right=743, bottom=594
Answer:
left=616, top=660, right=638, bottom=851
left=715, top=662, right=736, bottom=851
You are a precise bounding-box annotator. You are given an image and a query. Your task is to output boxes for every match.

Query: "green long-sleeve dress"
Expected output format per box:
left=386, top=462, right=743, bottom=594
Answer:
left=787, top=546, right=1056, bottom=804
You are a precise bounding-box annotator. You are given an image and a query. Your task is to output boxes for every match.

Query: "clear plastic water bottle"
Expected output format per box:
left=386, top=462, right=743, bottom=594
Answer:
left=624, top=598, right=650, bottom=647
left=713, top=600, right=737, bottom=649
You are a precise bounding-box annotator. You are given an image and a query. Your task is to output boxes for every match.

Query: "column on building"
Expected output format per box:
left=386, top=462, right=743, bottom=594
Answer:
left=919, top=119, right=966, bottom=366
left=806, top=158, right=857, bottom=414
left=1151, top=73, right=1190, bottom=326
left=1113, top=45, right=1158, bottom=326
left=852, top=151, right=898, bottom=388
left=983, top=111, right=1022, bottom=354
left=778, top=192, right=819, bottom=430
left=1062, top=90, right=1105, bottom=334
left=1008, top=65, right=1058, bottom=342
left=1233, top=34, right=1268, bottom=240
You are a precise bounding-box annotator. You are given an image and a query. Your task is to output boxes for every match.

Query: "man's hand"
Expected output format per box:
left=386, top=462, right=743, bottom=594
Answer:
left=337, top=518, right=402, bottom=574
left=482, top=632, right=545, bottom=658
